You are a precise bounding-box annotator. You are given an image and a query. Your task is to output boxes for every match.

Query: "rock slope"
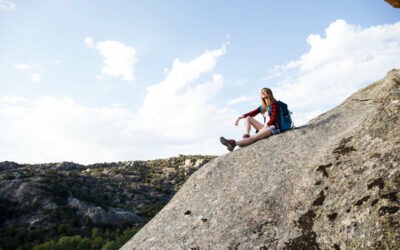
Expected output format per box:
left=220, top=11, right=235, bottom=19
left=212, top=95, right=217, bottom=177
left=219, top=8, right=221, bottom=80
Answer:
left=122, top=69, right=400, bottom=249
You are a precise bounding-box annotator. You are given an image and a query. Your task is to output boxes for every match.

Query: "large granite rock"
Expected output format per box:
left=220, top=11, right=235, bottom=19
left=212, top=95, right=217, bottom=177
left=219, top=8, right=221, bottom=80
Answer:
left=385, top=0, right=400, bottom=8
left=121, top=69, right=400, bottom=249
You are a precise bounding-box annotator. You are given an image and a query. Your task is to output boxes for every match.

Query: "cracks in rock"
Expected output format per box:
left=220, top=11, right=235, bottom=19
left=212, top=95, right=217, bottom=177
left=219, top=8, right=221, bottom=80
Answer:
left=350, top=98, right=372, bottom=102
left=316, top=168, right=328, bottom=178
left=340, top=137, right=353, bottom=144
left=333, top=145, right=356, bottom=156
left=355, top=196, right=370, bottom=206
left=380, top=191, right=398, bottom=202
left=228, top=241, right=240, bottom=250
left=370, top=153, right=381, bottom=159
left=333, top=243, right=341, bottom=250
left=312, top=191, right=325, bottom=207
left=316, top=163, right=332, bottom=178
left=378, top=206, right=399, bottom=215
left=367, top=178, right=384, bottom=190
left=284, top=210, right=320, bottom=250
left=333, top=137, right=356, bottom=160
left=327, top=213, right=338, bottom=222
left=284, top=189, right=329, bottom=248
left=252, top=220, right=277, bottom=238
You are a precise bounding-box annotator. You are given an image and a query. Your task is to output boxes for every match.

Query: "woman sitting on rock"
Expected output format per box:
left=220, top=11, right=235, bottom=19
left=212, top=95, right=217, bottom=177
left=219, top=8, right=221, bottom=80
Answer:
left=220, top=87, right=280, bottom=151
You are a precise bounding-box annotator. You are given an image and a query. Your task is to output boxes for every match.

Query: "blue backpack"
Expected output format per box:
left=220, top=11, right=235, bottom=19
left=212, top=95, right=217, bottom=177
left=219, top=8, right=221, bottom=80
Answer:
left=261, top=100, right=294, bottom=132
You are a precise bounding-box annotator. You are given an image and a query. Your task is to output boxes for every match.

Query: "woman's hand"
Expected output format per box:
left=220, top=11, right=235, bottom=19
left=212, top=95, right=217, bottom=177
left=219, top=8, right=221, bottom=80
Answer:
left=235, top=116, right=243, bottom=126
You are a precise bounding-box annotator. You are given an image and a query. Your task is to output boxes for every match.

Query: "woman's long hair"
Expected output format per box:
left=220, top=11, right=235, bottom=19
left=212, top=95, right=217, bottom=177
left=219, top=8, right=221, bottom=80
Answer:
left=261, top=88, right=276, bottom=114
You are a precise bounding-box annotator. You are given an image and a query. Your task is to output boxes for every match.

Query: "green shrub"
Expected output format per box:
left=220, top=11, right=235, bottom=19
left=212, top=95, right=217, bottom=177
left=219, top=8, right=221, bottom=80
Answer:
left=136, top=203, right=164, bottom=219
left=32, top=240, right=56, bottom=250
left=83, top=216, right=94, bottom=227
left=91, top=237, right=106, bottom=250
left=101, top=241, right=118, bottom=250
left=45, top=170, right=57, bottom=177
left=0, top=198, right=20, bottom=224
left=4, top=173, right=14, bottom=180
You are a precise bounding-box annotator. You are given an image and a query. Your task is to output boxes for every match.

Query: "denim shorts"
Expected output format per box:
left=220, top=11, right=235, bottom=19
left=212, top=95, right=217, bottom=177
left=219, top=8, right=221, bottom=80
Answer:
left=268, top=125, right=281, bottom=135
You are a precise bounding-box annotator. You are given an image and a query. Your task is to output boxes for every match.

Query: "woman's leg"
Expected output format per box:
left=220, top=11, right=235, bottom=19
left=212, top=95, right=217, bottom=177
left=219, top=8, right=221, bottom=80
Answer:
left=236, top=125, right=273, bottom=147
left=243, top=117, right=264, bottom=135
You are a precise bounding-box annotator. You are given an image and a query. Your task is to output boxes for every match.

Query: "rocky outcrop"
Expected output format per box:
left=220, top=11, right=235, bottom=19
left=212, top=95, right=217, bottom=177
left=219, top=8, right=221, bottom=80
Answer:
left=0, top=155, right=214, bottom=249
left=122, top=69, right=400, bottom=249
left=67, top=197, right=143, bottom=225
left=385, top=0, right=400, bottom=8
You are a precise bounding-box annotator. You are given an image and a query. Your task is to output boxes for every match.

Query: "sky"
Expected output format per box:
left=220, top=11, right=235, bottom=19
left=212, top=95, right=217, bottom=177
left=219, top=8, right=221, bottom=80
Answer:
left=0, top=0, right=399, bottom=165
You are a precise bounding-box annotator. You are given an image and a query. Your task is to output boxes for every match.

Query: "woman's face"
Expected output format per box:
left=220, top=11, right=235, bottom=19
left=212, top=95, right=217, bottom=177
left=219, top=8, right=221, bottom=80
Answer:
left=261, top=89, right=268, bottom=99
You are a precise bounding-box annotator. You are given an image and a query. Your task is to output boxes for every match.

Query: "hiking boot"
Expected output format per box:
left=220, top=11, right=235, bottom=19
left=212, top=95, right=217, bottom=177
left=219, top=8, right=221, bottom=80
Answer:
left=220, top=137, right=236, bottom=152
left=243, top=134, right=250, bottom=139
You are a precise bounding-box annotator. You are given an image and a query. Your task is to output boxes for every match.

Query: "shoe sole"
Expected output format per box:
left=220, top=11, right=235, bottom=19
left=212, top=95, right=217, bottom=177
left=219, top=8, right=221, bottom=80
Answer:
left=220, top=137, right=234, bottom=151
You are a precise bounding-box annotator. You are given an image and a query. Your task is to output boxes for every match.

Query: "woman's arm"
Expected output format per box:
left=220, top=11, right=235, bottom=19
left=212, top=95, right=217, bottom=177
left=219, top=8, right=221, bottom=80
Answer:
left=243, top=106, right=261, bottom=118
left=236, top=106, right=261, bottom=126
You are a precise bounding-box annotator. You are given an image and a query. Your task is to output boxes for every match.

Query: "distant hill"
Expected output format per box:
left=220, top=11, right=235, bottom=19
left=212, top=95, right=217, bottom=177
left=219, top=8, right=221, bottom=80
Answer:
left=0, top=155, right=215, bottom=250
left=122, top=69, right=400, bottom=249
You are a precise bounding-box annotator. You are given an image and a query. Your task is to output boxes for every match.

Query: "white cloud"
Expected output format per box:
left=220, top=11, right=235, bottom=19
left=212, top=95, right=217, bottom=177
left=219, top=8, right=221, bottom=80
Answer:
left=0, top=96, right=144, bottom=164
left=84, top=36, right=94, bottom=48
left=14, top=63, right=35, bottom=70
left=30, top=73, right=41, bottom=82
left=0, top=43, right=238, bottom=164
left=267, top=20, right=400, bottom=126
left=14, top=63, right=43, bottom=82
left=0, top=94, right=233, bottom=164
left=86, top=37, right=138, bottom=81
left=0, top=0, right=15, bottom=11
left=228, top=95, right=256, bottom=105
left=97, top=40, right=138, bottom=81
left=1, top=96, right=26, bottom=104
left=139, top=44, right=235, bottom=140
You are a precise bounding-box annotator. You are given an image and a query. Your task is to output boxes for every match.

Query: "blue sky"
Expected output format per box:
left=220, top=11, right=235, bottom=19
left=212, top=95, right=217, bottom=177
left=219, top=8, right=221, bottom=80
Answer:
left=0, top=0, right=399, bottom=164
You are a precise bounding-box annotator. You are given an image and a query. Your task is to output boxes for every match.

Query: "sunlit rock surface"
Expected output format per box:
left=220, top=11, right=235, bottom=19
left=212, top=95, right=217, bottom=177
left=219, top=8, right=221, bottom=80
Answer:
left=122, top=69, right=400, bottom=249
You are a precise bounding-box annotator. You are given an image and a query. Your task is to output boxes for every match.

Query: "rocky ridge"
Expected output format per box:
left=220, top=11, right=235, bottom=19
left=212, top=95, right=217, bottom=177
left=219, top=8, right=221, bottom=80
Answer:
left=0, top=155, right=215, bottom=249
left=122, top=69, right=400, bottom=249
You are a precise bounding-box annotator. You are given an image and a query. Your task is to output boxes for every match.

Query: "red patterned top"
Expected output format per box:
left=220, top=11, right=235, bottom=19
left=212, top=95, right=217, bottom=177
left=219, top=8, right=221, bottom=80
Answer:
left=243, top=101, right=280, bottom=129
